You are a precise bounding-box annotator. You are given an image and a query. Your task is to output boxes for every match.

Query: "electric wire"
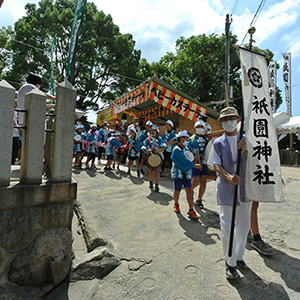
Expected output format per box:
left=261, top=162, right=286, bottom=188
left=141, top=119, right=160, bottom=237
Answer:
left=240, top=0, right=267, bottom=46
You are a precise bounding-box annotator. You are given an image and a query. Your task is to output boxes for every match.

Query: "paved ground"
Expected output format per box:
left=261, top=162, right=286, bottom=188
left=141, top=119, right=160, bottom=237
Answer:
left=45, top=162, right=300, bottom=300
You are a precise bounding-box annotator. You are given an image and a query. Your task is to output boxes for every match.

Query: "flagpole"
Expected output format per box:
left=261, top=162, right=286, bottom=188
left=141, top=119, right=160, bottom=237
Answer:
left=228, top=27, right=255, bottom=257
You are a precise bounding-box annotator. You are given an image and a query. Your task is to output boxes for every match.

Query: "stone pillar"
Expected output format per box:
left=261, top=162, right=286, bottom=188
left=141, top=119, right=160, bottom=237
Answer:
left=20, top=89, right=46, bottom=185
left=50, top=80, right=77, bottom=183
left=0, top=80, right=16, bottom=187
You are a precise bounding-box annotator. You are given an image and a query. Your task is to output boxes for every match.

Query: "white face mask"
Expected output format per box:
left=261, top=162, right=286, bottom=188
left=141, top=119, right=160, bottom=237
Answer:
left=182, top=139, right=188, bottom=146
left=76, top=121, right=81, bottom=125
left=135, top=122, right=139, bottom=126
left=196, top=128, right=205, bottom=135
left=222, top=120, right=237, bottom=133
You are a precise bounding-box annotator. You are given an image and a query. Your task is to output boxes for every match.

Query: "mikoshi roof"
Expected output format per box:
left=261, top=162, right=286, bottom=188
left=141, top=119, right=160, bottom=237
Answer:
left=104, top=75, right=220, bottom=123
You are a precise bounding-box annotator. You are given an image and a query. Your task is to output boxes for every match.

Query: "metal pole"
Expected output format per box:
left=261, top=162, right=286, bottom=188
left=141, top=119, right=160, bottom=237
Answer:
left=228, top=116, right=244, bottom=257
left=225, top=14, right=231, bottom=106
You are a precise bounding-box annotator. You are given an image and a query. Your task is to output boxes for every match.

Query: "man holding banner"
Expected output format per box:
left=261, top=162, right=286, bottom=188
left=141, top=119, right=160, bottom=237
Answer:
left=208, top=107, right=251, bottom=279
left=208, top=47, right=284, bottom=280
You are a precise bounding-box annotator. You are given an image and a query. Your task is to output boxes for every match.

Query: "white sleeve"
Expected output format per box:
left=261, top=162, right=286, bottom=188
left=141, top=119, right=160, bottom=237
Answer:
left=126, top=125, right=131, bottom=136
left=207, top=144, right=222, bottom=166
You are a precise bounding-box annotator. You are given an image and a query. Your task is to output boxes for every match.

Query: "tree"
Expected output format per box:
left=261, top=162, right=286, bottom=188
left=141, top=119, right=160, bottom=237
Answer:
left=0, top=26, right=13, bottom=77
left=138, top=34, right=281, bottom=115
left=3, top=0, right=141, bottom=109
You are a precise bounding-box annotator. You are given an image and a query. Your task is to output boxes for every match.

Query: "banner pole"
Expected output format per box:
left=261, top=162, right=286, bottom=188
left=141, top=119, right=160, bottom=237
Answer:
left=228, top=114, right=244, bottom=257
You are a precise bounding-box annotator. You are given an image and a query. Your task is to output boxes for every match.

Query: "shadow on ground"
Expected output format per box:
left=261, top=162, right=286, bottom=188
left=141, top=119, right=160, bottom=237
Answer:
left=229, top=267, right=290, bottom=300
left=146, top=190, right=173, bottom=206
left=176, top=213, right=218, bottom=245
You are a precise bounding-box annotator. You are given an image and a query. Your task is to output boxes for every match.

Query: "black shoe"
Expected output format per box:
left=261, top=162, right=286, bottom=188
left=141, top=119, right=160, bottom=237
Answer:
left=137, top=170, right=140, bottom=177
left=127, top=170, right=131, bottom=175
left=104, top=166, right=108, bottom=171
left=251, top=240, right=275, bottom=256
left=154, top=184, right=159, bottom=192
left=196, top=199, right=204, bottom=209
left=237, top=260, right=247, bottom=270
left=149, top=181, right=153, bottom=189
left=225, top=263, right=238, bottom=279
left=140, top=169, right=144, bottom=175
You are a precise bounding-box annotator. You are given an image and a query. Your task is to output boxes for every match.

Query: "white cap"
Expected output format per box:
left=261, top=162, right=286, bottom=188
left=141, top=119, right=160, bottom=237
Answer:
left=76, top=125, right=83, bottom=129
left=91, top=124, right=97, bottom=128
left=176, top=130, right=190, bottom=138
left=194, top=120, right=205, bottom=128
left=150, top=125, right=159, bottom=132
left=130, top=127, right=137, bottom=134
left=166, top=120, right=174, bottom=127
left=146, top=121, right=153, bottom=126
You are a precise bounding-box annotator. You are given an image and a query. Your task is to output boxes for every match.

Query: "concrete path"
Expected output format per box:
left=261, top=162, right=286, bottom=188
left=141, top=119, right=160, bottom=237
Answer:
left=46, top=162, right=300, bottom=300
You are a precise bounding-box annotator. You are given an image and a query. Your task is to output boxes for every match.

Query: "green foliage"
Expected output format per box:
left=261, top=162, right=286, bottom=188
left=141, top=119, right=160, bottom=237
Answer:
left=2, top=0, right=141, bottom=109
left=0, top=26, right=13, bottom=78
left=138, top=33, right=242, bottom=113
left=137, top=34, right=281, bottom=116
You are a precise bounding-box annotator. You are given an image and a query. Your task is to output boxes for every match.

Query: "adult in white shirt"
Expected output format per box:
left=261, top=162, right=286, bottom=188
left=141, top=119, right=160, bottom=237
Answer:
left=208, top=106, right=250, bottom=280
left=17, top=73, right=42, bottom=124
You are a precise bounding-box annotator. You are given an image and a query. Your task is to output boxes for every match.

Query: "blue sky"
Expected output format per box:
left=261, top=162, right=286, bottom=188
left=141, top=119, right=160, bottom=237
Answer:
left=1, top=0, right=300, bottom=120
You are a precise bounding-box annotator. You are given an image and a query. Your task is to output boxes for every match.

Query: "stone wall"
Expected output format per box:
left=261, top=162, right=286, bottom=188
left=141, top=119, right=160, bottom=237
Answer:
left=0, top=182, right=77, bottom=287
left=0, top=79, right=78, bottom=296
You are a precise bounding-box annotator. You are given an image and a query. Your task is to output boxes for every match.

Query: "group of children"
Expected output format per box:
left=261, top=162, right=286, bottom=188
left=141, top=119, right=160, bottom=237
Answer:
left=73, top=116, right=212, bottom=219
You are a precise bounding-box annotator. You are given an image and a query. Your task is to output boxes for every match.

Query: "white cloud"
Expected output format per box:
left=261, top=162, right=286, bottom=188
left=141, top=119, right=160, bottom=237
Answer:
left=281, top=27, right=300, bottom=58
left=232, top=0, right=300, bottom=46
left=95, top=0, right=226, bottom=40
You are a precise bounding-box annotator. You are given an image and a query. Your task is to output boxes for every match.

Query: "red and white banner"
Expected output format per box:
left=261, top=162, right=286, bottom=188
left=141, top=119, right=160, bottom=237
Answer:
left=282, top=53, right=292, bottom=117
left=240, top=48, right=283, bottom=203
left=268, top=61, right=277, bottom=114
left=148, top=82, right=207, bottom=121
left=135, top=105, right=172, bottom=121
left=111, top=84, right=147, bottom=116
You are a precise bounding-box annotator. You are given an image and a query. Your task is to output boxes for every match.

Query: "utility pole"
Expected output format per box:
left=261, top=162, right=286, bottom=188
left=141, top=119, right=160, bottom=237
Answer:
left=225, top=14, right=232, bottom=107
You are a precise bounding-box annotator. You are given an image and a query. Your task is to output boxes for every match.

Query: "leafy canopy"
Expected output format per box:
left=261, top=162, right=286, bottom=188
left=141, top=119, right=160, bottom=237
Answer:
left=2, top=0, right=141, bottom=109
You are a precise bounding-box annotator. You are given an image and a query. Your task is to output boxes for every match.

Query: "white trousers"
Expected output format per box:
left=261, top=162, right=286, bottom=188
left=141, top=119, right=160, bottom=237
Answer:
left=219, top=201, right=252, bottom=267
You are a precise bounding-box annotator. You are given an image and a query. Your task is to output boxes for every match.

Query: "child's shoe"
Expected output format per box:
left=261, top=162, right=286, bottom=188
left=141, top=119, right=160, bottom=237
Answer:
left=174, top=203, right=180, bottom=213
left=188, top=209, right=199, bottom=220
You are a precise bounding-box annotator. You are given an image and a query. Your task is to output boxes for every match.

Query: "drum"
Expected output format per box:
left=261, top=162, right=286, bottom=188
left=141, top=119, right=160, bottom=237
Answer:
left=74, top=135, right=81, bottom=142
left=146, top=153, right=163, bottom=169
left=184, top=151, right=194, bottom=162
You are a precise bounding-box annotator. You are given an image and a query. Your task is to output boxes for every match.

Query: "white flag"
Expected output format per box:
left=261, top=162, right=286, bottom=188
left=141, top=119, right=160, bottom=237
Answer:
left=282, top=53, right=292, bottom=117
left=240, top=48, right=284, bottom=203
left=268, top=61, right=277, bottom=114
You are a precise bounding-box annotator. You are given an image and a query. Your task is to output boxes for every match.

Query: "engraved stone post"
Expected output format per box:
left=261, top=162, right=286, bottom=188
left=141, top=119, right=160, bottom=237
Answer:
left=20, top=89, right=46, bottom=184
left=50, top=80, right=77, bottom=183
left=0, top=80, right=16, bottom=187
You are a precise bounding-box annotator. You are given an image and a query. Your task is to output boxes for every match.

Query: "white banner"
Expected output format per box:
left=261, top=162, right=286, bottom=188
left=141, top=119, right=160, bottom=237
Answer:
left=282, top=53, right=292, bottom=117
left=268, top=61, right=277, bottom=114
left=240, top=48, right=284, bottom=203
